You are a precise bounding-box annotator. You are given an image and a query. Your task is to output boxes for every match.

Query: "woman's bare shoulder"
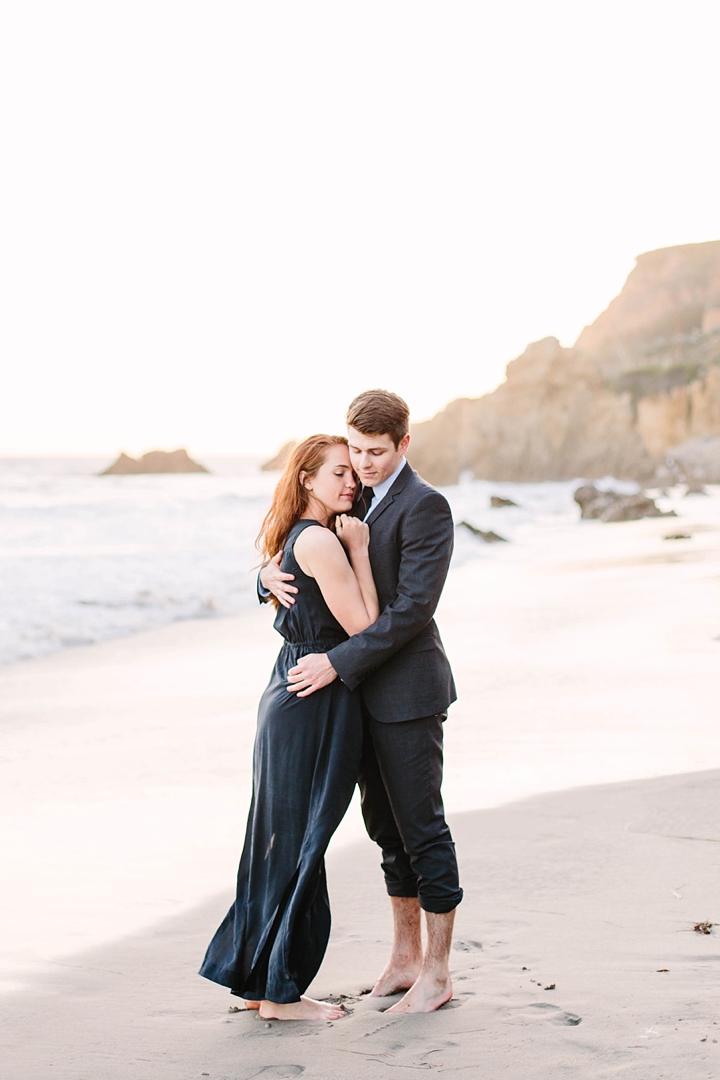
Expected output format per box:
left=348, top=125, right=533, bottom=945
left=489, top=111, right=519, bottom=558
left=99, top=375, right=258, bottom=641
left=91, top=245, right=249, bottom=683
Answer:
left=293, top=523, right=345, bottom=578
left=293, top=523, right=342, bottom=556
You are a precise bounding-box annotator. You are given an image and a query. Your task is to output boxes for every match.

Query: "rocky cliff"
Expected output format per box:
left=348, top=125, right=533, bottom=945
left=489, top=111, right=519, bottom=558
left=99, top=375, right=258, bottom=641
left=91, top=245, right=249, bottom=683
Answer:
left=409, top=241, right=720, bottom=485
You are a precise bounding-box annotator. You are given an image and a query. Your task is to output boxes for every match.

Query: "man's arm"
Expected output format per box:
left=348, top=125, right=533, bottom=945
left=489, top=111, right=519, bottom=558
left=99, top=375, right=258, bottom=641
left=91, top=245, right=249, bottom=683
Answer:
left=257, top=551, right=298, bottom=608
left=328, top=492, right=453, bottom=689
left=287, top=492, right=454, bottom=695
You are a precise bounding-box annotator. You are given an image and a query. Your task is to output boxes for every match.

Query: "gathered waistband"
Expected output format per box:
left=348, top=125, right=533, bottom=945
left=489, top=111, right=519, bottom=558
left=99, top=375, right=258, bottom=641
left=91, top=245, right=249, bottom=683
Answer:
left=281, top=638, right=345, bottom=650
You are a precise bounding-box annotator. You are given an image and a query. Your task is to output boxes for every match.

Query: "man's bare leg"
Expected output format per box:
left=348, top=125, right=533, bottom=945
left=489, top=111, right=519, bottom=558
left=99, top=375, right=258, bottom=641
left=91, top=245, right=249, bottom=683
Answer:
left=385, top=908, right=455, bottom=1013
left=369, top=896, right=424, bottom=997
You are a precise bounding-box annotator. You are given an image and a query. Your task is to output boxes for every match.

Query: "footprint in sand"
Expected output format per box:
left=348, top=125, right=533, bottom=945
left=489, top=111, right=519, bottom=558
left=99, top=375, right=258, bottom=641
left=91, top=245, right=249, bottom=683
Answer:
left=248, top=1068, right=305, bottom=1079
left=554, top=1012, right=582, bottom=1026
left=453, top=940, right=483, bottom=952
left=526, top=1003, right=582, bottom=1026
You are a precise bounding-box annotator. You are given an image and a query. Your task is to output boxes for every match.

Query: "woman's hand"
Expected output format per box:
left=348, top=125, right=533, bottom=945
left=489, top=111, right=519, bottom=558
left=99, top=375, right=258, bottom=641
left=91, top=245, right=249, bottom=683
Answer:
left=335, top=514, right=370, bottom=556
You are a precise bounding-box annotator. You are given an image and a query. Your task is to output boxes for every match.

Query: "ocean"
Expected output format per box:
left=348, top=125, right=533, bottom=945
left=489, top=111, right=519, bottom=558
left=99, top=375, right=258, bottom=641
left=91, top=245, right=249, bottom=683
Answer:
left=0, top=456, right=643, bottom=667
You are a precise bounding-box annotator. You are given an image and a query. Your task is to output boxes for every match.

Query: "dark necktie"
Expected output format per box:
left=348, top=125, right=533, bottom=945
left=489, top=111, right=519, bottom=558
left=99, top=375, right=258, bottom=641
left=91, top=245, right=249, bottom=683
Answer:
left=361, top=487, right=375, bottom=517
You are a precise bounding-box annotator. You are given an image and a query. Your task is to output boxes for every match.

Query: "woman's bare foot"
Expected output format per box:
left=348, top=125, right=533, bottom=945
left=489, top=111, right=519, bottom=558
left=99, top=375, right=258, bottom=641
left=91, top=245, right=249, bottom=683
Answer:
left=244, top=1000, right=260, bottom=1010
left=385, top=972, right=453, bottom=1014
left=258, top=996, right=347, bottom=1021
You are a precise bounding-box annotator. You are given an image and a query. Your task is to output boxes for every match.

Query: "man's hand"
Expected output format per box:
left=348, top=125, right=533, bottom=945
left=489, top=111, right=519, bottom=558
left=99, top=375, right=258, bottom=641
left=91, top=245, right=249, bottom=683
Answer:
left=260, top=551, right=298, bottom=609
left=287, top=653, right=338, bottom=697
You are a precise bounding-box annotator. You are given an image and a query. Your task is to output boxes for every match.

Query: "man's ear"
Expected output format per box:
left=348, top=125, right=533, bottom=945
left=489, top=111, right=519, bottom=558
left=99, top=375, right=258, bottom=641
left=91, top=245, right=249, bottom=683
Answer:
left=399, top=433, right=411, bottom=454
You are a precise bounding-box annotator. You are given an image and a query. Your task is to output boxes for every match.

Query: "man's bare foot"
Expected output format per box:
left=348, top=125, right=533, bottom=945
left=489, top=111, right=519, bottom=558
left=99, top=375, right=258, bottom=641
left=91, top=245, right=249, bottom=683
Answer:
left=385, top=972, right=453, bottom=1014
left=258, top=995, right=347, bottom=1021
left=370, top=898, right=424, bottom=997
left=369, top=957, right=423, bottom=998
left=243, top=1000, right=260, bottom=1010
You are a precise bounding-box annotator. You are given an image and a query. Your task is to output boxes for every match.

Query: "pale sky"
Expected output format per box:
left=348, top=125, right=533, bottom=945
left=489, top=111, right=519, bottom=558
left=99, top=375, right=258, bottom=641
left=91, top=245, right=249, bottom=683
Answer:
left=2, top=1, right=720, bottom=458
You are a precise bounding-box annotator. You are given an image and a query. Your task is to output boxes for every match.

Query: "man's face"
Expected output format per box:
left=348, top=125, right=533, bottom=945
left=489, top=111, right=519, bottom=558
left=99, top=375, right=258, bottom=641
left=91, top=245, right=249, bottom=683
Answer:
left=346, top=426, right=410, bottom=488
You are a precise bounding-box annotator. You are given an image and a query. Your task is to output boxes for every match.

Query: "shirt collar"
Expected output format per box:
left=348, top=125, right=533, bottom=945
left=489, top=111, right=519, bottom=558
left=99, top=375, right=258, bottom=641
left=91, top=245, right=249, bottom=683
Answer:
left=369, top=457, right=407, bottom=503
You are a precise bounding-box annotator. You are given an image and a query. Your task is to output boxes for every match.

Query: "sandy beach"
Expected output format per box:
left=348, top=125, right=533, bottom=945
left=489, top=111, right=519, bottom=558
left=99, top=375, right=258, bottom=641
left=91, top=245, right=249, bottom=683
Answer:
left=1, top=488, right=719, bottom=1077
left=3, top=771, right=719, bottom=1078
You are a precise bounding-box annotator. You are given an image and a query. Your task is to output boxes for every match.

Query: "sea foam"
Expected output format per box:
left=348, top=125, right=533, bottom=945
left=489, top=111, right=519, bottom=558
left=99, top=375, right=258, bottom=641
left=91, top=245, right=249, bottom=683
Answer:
left=0, top=457, right=669, bottom=667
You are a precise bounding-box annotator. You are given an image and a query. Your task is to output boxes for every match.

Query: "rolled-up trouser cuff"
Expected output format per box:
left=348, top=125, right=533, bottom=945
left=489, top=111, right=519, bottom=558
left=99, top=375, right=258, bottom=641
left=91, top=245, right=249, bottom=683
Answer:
left=419, top=887, right=463, bottom=914
left=386, top=879, right=420, bottom=898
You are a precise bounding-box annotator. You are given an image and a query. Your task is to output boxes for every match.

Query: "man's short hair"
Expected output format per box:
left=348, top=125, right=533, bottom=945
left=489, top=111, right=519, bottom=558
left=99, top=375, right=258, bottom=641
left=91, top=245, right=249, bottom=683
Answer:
left=346, top=389, right=410, bottom=449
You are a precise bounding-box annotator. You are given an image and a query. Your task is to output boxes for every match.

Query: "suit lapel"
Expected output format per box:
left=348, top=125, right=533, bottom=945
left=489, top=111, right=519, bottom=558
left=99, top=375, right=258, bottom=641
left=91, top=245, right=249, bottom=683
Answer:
left=366, top=462, right=414, bottom=527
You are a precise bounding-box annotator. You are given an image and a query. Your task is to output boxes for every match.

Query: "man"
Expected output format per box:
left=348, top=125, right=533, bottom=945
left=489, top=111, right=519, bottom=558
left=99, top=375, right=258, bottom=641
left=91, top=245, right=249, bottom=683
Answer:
left=260, top=389, right=461, bottom=1014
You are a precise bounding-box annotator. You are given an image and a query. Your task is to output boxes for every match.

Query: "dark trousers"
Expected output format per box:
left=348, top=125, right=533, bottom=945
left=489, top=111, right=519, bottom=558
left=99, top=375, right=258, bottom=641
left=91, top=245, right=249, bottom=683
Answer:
left=358, top=707, right=463, bottom=914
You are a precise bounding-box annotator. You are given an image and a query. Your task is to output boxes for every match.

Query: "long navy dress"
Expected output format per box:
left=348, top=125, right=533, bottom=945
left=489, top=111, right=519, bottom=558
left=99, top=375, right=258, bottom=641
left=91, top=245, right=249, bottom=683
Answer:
left=199, top=520, right=363, bottom=1003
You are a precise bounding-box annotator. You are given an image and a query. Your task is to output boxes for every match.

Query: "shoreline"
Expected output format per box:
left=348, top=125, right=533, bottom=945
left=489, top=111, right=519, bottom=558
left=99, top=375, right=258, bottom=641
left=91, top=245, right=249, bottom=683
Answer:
left=1, top=499, right=720, bottom=991
left=0, top=491, right=719, bottom=1080
left=3, top=464, right=717, bottom=670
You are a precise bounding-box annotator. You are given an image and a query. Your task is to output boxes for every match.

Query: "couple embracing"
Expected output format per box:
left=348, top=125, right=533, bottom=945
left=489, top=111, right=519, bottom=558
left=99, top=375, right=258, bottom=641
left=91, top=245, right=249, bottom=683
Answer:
left=200, top=389, right=462, bottom=1020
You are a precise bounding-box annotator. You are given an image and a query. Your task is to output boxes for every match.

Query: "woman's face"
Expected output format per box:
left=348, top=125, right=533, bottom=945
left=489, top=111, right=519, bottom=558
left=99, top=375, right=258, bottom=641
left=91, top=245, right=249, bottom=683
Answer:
left=304, top=445, right=357, bottom=517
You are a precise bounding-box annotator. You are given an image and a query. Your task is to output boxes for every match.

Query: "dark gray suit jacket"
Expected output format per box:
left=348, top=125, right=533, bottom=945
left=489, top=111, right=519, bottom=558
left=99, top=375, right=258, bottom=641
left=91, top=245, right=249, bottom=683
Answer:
left=327, top=463, right=456, bottom=723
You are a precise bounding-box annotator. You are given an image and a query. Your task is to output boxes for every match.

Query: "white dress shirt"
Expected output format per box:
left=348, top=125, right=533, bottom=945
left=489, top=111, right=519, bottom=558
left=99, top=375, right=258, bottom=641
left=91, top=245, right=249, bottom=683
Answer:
left=363, top=457, right=407, bottom=521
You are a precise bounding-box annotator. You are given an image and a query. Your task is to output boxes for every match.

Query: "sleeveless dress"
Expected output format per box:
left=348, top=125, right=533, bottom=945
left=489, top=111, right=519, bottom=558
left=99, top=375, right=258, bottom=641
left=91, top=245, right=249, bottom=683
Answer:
left=199, top=520, right=363, bottom=1003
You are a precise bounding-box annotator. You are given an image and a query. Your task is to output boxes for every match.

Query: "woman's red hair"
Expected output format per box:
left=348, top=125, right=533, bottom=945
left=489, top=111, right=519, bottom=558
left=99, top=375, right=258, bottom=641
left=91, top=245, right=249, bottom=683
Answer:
left=256, top=434, right=351, bottom=565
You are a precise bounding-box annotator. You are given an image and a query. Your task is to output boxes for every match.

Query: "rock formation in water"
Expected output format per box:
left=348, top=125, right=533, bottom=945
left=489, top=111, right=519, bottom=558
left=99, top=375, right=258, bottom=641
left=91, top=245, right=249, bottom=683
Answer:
left=261, top=440, right=297, bottom=471
left=573, top=485, right=676, bottom=523
left=409, top=240, right=720, bottom=485
left=457, top=521, right=508, bottom=543
left=100, top=449, right=209, bottom=475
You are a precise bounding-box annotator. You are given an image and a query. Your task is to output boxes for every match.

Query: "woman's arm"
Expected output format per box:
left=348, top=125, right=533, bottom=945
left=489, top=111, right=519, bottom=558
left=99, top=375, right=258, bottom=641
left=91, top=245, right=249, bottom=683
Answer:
left=335, top=515, right=380, bottom=625
left=293, top=523, right=379, bottom=636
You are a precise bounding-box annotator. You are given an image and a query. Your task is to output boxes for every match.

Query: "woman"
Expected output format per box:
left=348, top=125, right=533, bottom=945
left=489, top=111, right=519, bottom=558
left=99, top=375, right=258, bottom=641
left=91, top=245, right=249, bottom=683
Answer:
left=199, top=435, right=378, bottom=1021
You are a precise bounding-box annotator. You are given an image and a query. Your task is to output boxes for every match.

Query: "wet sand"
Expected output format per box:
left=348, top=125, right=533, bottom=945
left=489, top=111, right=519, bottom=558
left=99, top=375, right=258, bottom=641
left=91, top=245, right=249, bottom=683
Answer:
left=2, top=770, right=719, bottom=1078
